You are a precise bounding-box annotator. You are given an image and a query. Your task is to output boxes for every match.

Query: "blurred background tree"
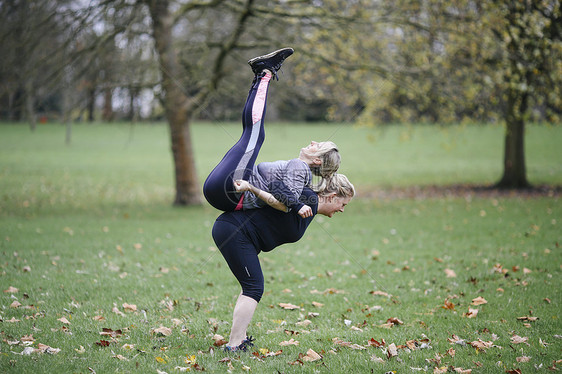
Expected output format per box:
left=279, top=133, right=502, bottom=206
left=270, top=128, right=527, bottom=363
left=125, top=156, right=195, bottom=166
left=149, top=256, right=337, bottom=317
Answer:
left=0, top=0, right=559, bottom=203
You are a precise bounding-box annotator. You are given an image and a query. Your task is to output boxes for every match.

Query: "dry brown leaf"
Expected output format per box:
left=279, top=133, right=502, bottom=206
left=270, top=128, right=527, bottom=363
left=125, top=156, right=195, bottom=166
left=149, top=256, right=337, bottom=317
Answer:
left=465, top=308, right=479, bottom=318
left=10, top=300, right=22, bottom=308
left=312, top=301, right=324, bottom=308
left=471, top=296, right=487, bottom=305
left=296, top=320, right=312, bottom=327
left=442, top=299, right=455, bottom=310
left=212, top=334, right=227, bottom=347
left=152, top=326, right=172, bottom=336
left=469, top=339, right=496, bottom=350
left=453, top=368, right=472, bottom=373
left=434, top=367, right=448, bottom=374
left=112, top=306, right=125, bottom=317
left=387, top=343, right=398, bottom=358
left=4, top=286, right=19, bottom=293
left=93, top=315, right=105, bottom=321
left=113, top=354, right=128, bottom=361
left=122, top=303, right=137, bottom=312
left=279, top=303, right=300, bottom=310
left=517, top=316, right=539, bottom=322
left=510, top=335, right=529, bottom=345
left=368, top=338, right=386, bottom=347
left=301, top=348, right=322, bottom=362
left=370, top=290, right=390, bottom=297
left=279, top=338, right=299, bottom=346
left=445, top=269, right=457, bottom=278
left=386, top=317, right=403, bottom=325
left=516, top=356, right=531, bottom=362
left=370, top=355, right=385, bottom=363
left=58, top=317, right=71, bottom=324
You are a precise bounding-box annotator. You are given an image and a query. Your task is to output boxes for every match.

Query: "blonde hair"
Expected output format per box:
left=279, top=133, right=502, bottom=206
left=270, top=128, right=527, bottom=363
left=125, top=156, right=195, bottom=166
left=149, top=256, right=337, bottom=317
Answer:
left=314, top=173, right=355, bottom=198
left=309, top=141, right=340, bottom=178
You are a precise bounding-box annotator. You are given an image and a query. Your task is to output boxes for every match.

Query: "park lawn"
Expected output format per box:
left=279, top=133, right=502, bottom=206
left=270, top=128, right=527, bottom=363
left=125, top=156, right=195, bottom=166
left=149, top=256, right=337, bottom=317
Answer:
left=0, top=122, right=561, bottom=373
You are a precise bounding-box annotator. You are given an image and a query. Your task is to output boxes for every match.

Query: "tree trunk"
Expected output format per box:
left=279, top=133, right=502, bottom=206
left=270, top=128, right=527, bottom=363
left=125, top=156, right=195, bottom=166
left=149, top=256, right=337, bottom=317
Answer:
left=102, top=87, right=113, bottom=122
left=147, top=0, right=201, bottom=206
left=87, top=86, right=95, bottom=122
left=25, top=79, right=36, bottom=132
left=496, top=88, right=530, bottom=189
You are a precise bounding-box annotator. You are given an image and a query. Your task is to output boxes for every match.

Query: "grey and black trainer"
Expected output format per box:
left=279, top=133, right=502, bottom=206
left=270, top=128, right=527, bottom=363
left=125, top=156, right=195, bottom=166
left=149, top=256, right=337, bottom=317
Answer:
left=248, top=48, right=294, bottom=80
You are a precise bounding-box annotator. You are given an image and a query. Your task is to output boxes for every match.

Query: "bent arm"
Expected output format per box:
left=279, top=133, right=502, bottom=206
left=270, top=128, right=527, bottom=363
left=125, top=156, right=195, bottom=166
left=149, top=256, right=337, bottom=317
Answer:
left=234, top=180, right=289, bottom=212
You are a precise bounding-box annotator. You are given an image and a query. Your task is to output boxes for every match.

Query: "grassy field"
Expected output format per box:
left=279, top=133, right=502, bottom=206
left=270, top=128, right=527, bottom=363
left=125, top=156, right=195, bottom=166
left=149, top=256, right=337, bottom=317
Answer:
left=1, top=122, right=561, bottom=373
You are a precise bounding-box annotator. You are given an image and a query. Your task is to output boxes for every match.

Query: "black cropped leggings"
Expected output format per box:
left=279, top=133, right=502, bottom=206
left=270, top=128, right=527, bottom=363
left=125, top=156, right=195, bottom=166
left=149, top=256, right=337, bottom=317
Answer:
left=212, top=218, right=264, bottom=302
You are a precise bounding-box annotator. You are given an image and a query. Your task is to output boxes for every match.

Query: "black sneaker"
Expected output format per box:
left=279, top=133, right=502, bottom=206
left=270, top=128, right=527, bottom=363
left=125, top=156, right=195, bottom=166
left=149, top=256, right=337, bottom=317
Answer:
left=248, top=48, right=294, bottom=80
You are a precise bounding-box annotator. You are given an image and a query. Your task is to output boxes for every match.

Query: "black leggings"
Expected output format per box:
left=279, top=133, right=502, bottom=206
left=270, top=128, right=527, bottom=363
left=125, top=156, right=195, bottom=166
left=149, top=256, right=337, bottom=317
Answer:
left=203, top=73, right=271, bottom=211
left=212, top=218, right=264, bottom=302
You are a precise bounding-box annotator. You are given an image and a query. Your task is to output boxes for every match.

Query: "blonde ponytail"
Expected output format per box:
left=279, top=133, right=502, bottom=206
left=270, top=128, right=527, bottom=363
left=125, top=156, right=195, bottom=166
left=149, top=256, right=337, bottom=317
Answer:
left=313, top=174, right=355, bottom=198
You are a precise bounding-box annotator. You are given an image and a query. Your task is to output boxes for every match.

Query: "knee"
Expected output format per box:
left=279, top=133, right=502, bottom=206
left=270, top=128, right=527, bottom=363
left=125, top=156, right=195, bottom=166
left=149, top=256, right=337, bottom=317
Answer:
left=242, top=283, right=264, bottom=303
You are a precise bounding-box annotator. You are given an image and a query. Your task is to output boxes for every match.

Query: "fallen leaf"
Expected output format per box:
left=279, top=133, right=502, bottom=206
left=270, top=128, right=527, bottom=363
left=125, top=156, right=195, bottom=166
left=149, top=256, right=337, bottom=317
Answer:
left=434, top=367, right=448, bottom=374
left=312, top=301, right=324, bottom=308
left=471, top=296, right=487, bottom=305
left=465, top=308, right=479, bottom=318
left=100, top=328, right=123, bottom=337
left=279, top=303, right=300, bottom=310
left=58, top=317, right=71, bottom=324
left=442, top=299, right=455, bottom=310
left=516, top=356, right=531, bottom=362
left=152, top=326, right=172, bottom=336
left=4, top=286, right=19, bottom=293
left=386, top=317, right=403, bottom=325
left=510, top=335, right=529, bottom=345
left=517, top=316, right=539, bottom=322
left=212, top=334, right=227, bottom=347
left=296, top=320, right=312, bottom=327
left=279, top=338, right=299, bottom=346
left=445, top=269, right=457, bottom=278
left=95, top=340, right=111, bottom=347
left=371, top=356, right=385, bottom=363
left=301, top=348, right=322, bottom=362
left=75, top=345, right=86, bottom=354
left=523, top=268, right=532, bottom=274
left=112, top=306, right=125, bottom=317
left=386, top=343, right=398, bottom=358
left=113, top=354, right=128, bottom=361
left=368, top=338, right=386, bottom=347
left=122, top=303, right=137, bottom=312
left=370, top=290, right=390, bottom=297
left=505, top=370, right=522, bottom=374
left=93, top=315, right=105, bottom=321
left=453, top=368, right=472, bottom=373
left=10, top=300, right=22, bottom=308
left=469, top=339, right=498, bottom=350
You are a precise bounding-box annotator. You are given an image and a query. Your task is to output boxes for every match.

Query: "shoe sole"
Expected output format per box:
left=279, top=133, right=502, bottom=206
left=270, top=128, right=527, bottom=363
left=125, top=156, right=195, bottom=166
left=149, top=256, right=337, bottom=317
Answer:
left=247, top=47, right=294, bottom=65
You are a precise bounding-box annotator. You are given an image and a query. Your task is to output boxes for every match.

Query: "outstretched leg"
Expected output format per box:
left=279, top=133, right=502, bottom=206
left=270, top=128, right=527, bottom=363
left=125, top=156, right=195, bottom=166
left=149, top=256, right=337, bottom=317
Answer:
left=203, top=48, right=294, bottom=211
left=203, top=72, right=272, bottom=211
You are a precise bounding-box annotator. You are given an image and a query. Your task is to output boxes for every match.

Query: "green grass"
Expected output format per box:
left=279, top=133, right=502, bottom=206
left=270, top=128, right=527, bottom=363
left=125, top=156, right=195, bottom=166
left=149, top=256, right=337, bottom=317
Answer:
left=0, top=122, right=561, bottom=373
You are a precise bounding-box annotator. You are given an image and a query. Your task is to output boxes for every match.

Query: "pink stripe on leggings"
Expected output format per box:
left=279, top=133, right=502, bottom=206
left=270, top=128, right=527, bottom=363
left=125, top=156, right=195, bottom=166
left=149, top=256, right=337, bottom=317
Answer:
left=251, top=73, right=271, bottom=125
